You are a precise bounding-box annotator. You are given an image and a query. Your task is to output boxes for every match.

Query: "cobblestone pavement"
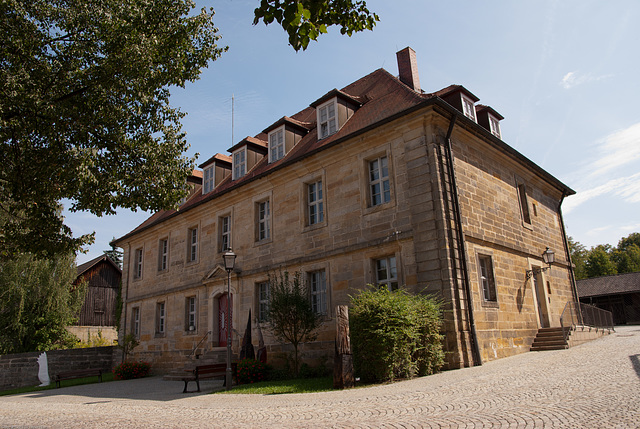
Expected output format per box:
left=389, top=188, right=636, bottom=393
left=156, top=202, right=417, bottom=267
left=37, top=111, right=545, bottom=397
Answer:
left=2, top=325, right=639, bottom=428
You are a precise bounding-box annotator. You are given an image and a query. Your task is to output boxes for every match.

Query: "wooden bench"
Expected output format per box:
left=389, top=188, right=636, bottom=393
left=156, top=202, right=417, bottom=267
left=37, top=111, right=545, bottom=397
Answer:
left=54, top=368, right=103, bottom=388
left=182, top=363, right=236, bottom=393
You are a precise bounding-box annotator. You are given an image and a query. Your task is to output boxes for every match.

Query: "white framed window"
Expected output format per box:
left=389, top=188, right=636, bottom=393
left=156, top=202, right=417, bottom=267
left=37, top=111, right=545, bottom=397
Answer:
left=133, top=248, right=143, bottom=279
left=156, top=302, right=165, bottom=335
left=233, top=148, right=246, bottom=180
left=257, top=200, right=271, bottom=241
left=269, top=126, right=285, bottom=163
left=517, top=183, right=532, bottom=225
left=258, top=282, right=270, bottom=322
left=478, top=255, right=497, bottom=302
left=131, top=307, right=140, bottom=337
left=188, top=227, right=198, bottom=262
left=318, top=99, right=337, bottom=139
left=220, top=215, right=231, bottom=252
left=369, top=156, right=391, bottom=206
left=307, top=180, right=324, bottom=225
left=186, top=296, right=196, bottom=331
left=158, top=238, right=168, bottom=272
left=203, top=165, right=214, bottom=194
left=489, top=115, right=501, bottom=139
left=376, top=256, right=398, bottom=291
left=309, top=270, right=327, bottom=314
left=462, top=95, right=476, bottom=121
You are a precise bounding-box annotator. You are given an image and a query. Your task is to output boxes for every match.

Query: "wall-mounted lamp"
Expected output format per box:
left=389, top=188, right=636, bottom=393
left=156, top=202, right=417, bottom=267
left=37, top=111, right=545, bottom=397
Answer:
left=526, top=247, right=555, bottom=280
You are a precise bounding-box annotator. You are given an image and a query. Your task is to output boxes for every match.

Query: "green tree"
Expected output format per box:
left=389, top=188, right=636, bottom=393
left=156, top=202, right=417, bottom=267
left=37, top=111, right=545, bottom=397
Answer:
left=613, top=243, right=640, bottom=274
left=0, top=252, right=86, bottom=354
left=584, top=245, right=617, bottom=279
left=104, top=240, right=123, bottom=269
left=1, top=0, right=379, bottom=260
left=266, top=271, right=322, bottom=376
left=254, top=0, right=379, bottom=51
left=568, top=236, right=588, bottom=280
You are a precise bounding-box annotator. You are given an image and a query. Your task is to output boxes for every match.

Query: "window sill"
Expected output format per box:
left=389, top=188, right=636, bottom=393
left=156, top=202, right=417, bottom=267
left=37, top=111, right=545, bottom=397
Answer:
left=481, top=300, right=499, bottom=309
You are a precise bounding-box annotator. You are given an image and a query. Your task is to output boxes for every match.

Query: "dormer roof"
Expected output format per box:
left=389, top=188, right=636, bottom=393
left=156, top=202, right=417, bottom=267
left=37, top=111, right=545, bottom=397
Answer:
left=310, top=88, right=364, bottom=108
left=228, top=136, right=268, bottom=154
left=262, top=116, right=313, bottom=135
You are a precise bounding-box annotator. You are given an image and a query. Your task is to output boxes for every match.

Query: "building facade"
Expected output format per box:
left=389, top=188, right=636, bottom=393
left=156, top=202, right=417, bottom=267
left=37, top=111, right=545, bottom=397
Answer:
left=114, top=48, right=577, bottom=373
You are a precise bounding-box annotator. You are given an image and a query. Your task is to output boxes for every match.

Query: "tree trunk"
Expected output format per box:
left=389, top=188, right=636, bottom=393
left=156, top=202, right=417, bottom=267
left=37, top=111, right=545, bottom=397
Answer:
left=333, top=305, right=354, bottom=389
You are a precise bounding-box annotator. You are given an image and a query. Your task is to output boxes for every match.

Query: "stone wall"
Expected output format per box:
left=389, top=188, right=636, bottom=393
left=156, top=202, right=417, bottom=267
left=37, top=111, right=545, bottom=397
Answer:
left=0, top=346, right=118, bottom=391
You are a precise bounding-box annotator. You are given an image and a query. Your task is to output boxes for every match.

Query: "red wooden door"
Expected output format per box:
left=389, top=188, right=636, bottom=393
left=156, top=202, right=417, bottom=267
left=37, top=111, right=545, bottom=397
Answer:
left=218, top=293, right=233, bottom=347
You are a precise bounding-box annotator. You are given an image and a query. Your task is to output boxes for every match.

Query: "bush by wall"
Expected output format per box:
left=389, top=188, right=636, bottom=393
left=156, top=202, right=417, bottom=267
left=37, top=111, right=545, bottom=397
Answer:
left=350, top=287, right=444, bottom=383
left=113, top=361, right=150, bottom=380
left=236, top=358, right=267, bottom=384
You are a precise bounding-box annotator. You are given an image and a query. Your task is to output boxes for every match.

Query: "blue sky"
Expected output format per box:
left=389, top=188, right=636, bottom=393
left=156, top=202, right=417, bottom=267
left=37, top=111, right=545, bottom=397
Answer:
left=66, top=0, right=640, bottom=264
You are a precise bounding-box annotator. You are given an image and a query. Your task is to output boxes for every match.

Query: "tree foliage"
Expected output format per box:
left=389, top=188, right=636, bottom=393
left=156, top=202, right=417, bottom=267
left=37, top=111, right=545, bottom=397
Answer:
left=570, top=233, right=640, bottom=279
left=349, top=287, right=444, bottom=383
left=253, top=0, right=379, bottom=51
left=1, top=0, right=227, bottom=259
left=265, top=271, right=322, bottom=376
left=0, top=252, right=86, bottom=354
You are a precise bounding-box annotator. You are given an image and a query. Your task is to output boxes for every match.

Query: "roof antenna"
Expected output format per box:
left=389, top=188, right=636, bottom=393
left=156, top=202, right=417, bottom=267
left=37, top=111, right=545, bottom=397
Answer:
left=231, top=94, right=235, bottom=147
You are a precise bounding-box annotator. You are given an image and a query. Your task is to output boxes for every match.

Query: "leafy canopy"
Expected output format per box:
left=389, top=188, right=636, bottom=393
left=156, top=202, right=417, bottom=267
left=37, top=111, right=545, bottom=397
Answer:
left=570, top=233, right=640, bottom=279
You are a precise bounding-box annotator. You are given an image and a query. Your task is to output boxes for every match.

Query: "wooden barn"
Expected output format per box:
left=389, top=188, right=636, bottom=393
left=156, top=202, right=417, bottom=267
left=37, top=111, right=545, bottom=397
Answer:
left=69, top=255, right=122, bottom=343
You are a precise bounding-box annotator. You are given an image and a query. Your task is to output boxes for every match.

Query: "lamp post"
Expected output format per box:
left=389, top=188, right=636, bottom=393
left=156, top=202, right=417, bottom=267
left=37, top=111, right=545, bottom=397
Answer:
left=223, top=248, right=237, bottom=391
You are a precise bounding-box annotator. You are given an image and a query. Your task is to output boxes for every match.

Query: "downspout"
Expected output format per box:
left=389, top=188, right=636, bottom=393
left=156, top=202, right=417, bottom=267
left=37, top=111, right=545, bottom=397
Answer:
left=120, top=242, right=130, bottom=362
left=557, top=193, right=583, bottom=324
left=443, top=114, right=482, bottom=366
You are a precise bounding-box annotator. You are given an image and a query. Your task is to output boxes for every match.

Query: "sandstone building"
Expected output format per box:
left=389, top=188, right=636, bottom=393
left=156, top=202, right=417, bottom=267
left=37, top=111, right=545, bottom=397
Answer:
left=113, top=48, right=577, bottom=373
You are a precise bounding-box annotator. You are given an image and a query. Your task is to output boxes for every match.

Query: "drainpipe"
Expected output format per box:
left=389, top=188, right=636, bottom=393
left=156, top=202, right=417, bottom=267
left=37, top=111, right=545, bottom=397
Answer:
left=557, top=193, right=583, bottom=324
left=120, top=242, right=130, bottom=362
left=443, top=114, right=482, bottom=366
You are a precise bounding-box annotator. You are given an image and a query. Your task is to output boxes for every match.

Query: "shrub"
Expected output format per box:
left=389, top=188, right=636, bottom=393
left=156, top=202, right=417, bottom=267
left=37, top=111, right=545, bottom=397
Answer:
left=113, top=361, right=150, bottom=380
left=236, top=358, right=267, bottom=384
left=350, top=286, right=444, bottom=383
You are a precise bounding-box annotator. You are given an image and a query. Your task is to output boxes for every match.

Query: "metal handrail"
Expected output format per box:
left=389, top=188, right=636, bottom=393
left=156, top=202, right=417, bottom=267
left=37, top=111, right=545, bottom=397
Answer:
left=560, top=301, right=614, bottom=341
left=189, top=330, right=211, bottom=357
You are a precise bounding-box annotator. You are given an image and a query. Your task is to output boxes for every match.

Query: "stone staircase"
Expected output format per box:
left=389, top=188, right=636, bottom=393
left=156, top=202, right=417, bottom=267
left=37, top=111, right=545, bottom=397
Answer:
left=163, top=348, right=230, bottom=381
left=530, top=327, right=569, bottom=351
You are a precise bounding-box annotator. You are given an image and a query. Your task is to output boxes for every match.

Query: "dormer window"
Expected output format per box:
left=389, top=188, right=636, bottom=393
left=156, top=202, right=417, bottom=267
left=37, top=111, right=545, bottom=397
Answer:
left=269, top=126, right=285, bottom=163
left=233, top=148, right=246, bottom=180
left=203, top=166, right=214, bottom=194
left=318, top=99, right=337, bottom=139
left=489, top=115, right=501, bottom=139
left=462, top=95, right=476, bottom=121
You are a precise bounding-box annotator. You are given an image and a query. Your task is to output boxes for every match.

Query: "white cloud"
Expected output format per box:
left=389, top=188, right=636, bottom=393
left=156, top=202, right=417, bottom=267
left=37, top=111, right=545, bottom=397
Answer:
left=587, top=123, right=640, bottom=180
left=560, top=71, right=612, bottom=89
left=563, top=172, right=640, bottom=214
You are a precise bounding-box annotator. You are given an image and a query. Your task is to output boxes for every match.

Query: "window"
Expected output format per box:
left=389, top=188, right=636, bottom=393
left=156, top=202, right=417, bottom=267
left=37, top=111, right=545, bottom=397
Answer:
left=220, top=215, right=231, bottom=252
left=517, top=183, right=531, bottom=225
left=309, top=270, right=327, bottom=314
left=462, top=95, right=476, bottom=121
left=318, top=100, right=337, bottom=139
left=307, top=180, right=324, bottom=225
left=186, top=296, right=196, bottom=331
left=257, top=200, right=271, bottom=241
left=203, top=165, right=214, bottom=193
left=269, top=127, right=285, bottom=163
left=478, top=255, right=497, bottom=302
left=376, top=256, right=398, bottom=291
left=233, top=148, right=246, bottom=180
left=369, top=156, right=391, bottom=206
left=188, top=227, right=198, bottom=262
left=257, top=282, right=269, bottom=322
left=131, top=307, right=140, bottom=337
left=489, top=115, right=501, bottom=139
left=158, top=238, right=168, bottom=272
left=156, top=302, right=165, bottom=335
left=133, top=248, right=143, bottom=279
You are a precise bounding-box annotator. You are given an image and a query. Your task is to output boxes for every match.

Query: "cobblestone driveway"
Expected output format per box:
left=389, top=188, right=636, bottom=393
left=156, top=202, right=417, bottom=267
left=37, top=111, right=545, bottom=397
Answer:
left=1, top=325, right=639, bottom=428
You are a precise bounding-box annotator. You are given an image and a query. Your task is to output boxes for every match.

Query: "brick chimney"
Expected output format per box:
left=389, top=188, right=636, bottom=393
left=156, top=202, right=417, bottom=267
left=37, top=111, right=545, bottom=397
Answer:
left=396, top=47, right=420, bottom=92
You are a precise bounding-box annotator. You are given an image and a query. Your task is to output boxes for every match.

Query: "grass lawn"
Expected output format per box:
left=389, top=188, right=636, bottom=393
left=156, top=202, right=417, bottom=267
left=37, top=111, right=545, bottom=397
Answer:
left=0, top=372, right=115, bottom=396
left=216, top=376, right=334, bottom=395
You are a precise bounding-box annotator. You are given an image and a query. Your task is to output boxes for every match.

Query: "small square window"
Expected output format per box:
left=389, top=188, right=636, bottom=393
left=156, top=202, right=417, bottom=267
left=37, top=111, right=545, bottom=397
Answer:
left=257, top=200, right=271, bottom=241
left=257, top=282, right=270, bottom=322
left=309, top=270, right=327, bottom=314
left=369, top=156, right=391, bottom=206
left=318, top=100, right=337, bottom=139
left=269, top=127, right=285, bottom=163
left=478, top=255, right=497, bottom=302
left=158, top=238, right=168, bottom=272
left=462, top=95, right=476, bottom=121
left=233, top=149, right=246, bottom=180
left=188, top=227, right=198, bottom=262
left=133, top=248, right=143, bottom=279
left=489, top=115, right=501, bottom=139
left=307, top=180, right=324, bottom=226
left=376, top=256, right=398, bottom=291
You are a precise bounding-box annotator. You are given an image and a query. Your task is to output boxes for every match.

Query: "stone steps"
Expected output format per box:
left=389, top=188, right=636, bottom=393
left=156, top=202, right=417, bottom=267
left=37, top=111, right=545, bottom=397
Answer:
left=530, top=327, right=569, bottom=351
